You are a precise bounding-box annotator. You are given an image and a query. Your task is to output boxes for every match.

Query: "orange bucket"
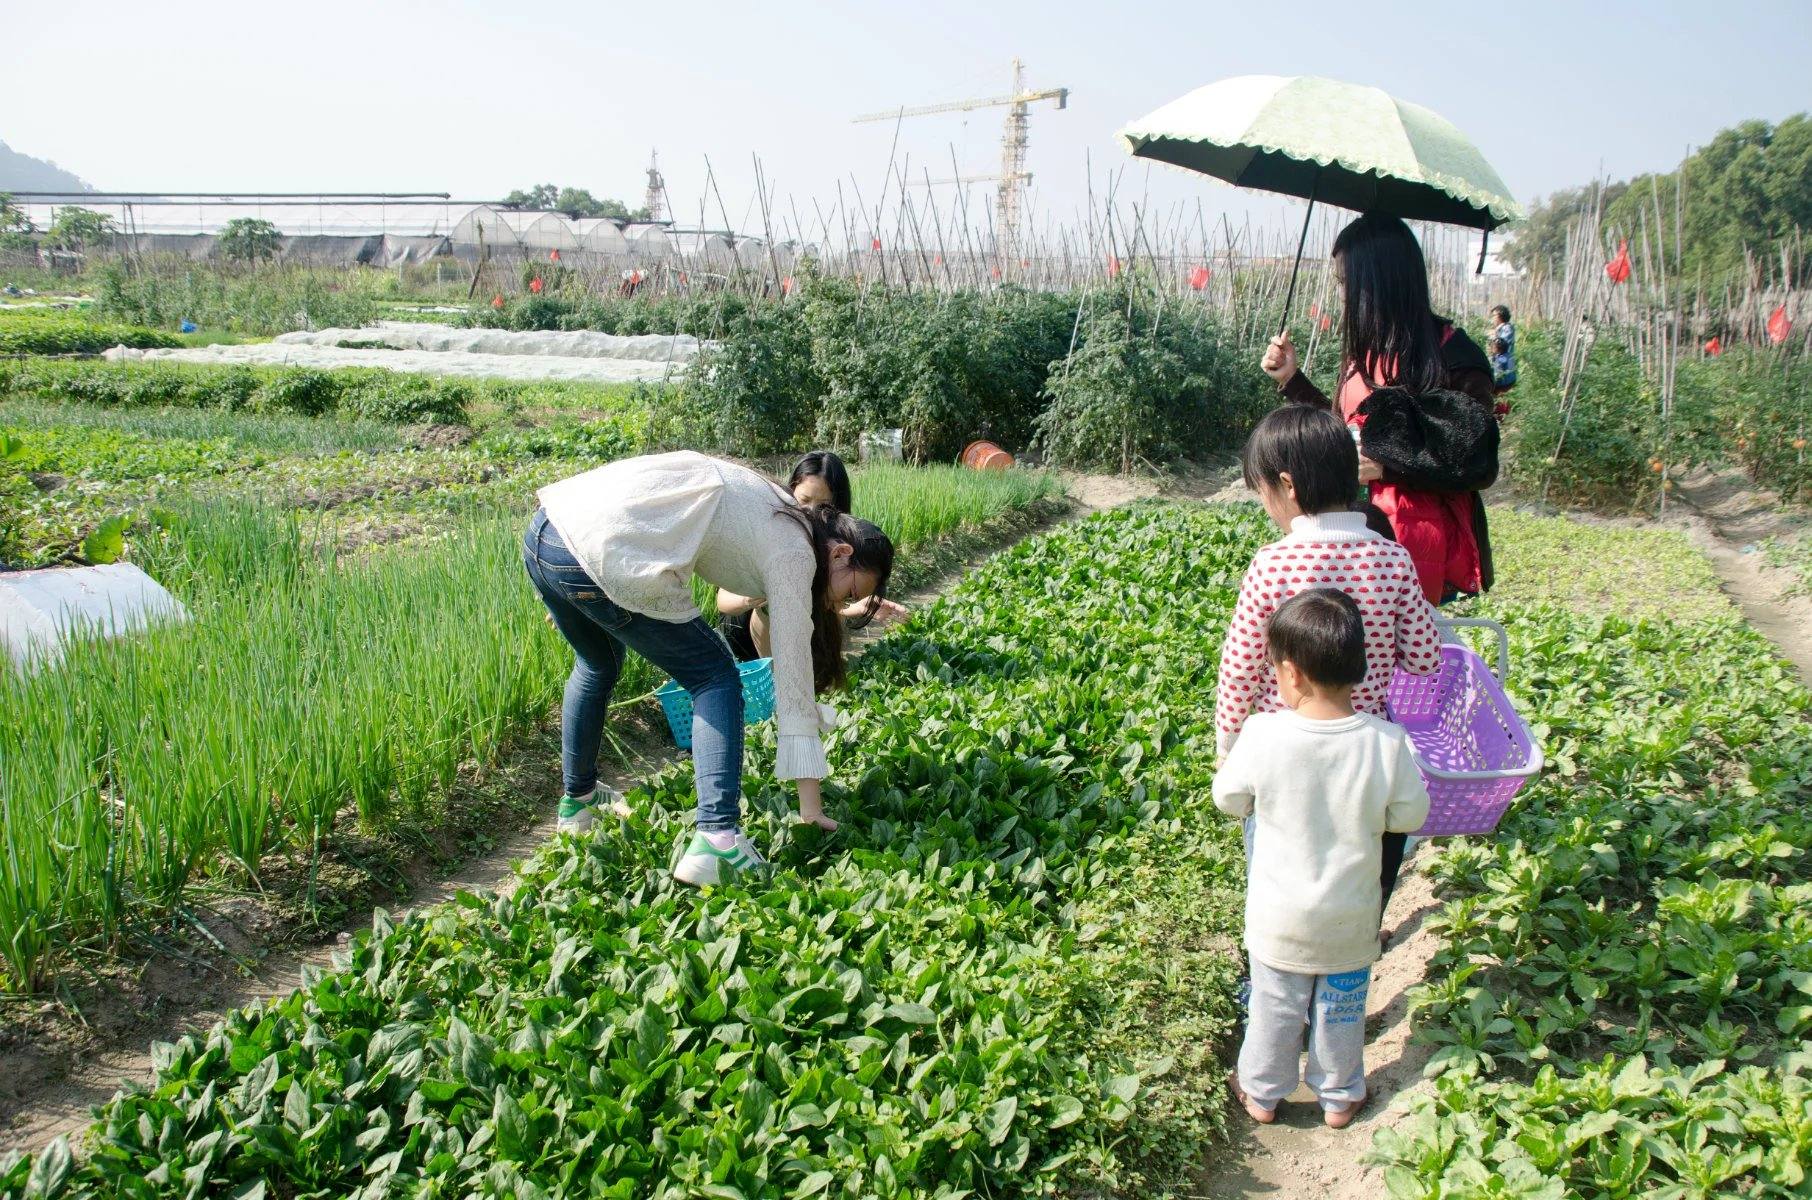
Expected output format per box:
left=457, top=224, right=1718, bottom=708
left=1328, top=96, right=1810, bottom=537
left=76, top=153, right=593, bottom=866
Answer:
left=961, top=440, right=1014, bottom=471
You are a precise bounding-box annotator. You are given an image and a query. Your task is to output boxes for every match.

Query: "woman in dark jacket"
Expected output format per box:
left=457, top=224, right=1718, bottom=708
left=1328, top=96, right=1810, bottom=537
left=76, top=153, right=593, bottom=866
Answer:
left=1261, top=213, right=1499, bottom=604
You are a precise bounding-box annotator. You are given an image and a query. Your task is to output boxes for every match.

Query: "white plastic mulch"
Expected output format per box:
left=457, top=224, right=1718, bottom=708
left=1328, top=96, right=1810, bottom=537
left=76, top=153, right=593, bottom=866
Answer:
left=102, top=334, right=699, bottom=384
left=275, top=322, right=708, bottom=364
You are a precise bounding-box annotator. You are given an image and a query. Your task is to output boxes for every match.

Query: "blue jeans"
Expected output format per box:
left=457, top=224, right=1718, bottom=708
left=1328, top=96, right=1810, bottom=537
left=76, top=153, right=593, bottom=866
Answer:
left=522, top=509, right=744, bottom=832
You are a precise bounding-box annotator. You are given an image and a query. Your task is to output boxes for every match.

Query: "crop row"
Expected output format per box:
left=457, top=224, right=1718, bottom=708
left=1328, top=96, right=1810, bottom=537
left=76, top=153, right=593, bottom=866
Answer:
left=0, top=360, right=475, bottom=424
left=0, top=457, right=1067, bottom=992
left=486, top=277, right=1272, bottom=471
left=0, top=313, right=179, bottom=356
left=0, top=503, right=1259, bottom=1199
left=1367, top=520, right=1812, bottom=1195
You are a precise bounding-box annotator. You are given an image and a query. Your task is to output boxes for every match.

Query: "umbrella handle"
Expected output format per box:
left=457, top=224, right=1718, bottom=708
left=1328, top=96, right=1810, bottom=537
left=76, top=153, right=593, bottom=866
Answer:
left=1279, top=168, right=1320, bottom=339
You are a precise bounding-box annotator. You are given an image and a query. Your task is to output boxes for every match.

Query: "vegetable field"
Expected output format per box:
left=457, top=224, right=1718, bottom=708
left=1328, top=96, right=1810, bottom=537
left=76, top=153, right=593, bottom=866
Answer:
left=8, top=499, right=1812, bottom=1195
left=0, top=373, right=1062, bottom=994
left=4, top=503, right=1256, bottom=1198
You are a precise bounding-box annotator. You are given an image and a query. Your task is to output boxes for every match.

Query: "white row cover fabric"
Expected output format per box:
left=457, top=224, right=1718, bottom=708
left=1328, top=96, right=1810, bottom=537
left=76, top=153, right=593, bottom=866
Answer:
left=102, top=341, right=697, bottom=384
left=274, top=322, right=708, bottom=364
left=1, top=564, right=189, bottom=671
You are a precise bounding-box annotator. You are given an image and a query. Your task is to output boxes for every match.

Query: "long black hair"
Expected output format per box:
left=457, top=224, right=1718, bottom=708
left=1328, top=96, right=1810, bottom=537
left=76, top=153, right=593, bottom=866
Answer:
left=788, top=450, right=853, bottom=514
left=777, top=503, right=894, bottom=691
left=1332, top=213, right=1446, bottom=395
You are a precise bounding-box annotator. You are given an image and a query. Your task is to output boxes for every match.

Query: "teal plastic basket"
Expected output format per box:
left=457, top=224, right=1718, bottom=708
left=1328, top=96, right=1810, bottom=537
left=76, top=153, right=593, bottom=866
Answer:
left=655, top=657, right=775, bottom=749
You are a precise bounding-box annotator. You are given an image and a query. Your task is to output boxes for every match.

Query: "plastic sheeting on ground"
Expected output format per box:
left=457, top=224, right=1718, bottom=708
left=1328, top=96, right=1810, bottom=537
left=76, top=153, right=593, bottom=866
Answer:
left=101, top=340, right=693, bottom=383
left=273, top=322, right=707, bottom=364
left=1, top=564, right=189, bottom=670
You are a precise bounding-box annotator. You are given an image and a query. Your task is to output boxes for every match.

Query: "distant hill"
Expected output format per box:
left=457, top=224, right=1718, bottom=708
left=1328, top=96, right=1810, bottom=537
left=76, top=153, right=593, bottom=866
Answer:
left=0, top=141, right=93, bottom=194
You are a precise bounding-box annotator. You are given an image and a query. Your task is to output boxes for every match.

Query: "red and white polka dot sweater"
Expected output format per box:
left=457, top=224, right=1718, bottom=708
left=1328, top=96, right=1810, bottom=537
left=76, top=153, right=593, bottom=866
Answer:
left=1215, top=511, right=1443, bottom=753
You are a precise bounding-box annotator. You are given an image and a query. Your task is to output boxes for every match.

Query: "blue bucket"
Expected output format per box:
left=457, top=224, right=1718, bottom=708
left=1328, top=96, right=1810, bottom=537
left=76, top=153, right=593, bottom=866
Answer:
left=655, top=657, right=776, bottom=749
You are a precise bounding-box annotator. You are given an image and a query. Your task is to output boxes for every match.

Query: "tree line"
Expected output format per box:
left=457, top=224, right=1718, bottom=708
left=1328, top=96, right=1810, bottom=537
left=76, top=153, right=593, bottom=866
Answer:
left=1505, top=114, right=1812, bottom=284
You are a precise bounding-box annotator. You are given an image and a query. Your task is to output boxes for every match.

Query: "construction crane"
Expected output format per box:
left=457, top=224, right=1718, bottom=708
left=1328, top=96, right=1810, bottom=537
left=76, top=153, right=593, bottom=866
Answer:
left=853, top=58, right=1068, bottom=259
left=642, top=150, right=668, bottom=224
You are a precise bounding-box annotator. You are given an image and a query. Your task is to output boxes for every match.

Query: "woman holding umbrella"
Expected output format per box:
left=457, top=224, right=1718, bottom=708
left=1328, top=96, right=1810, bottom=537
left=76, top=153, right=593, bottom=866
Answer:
left=1119, top=76, right=1521, bottom=603
left=1260, top=212, right=1500, bottom=604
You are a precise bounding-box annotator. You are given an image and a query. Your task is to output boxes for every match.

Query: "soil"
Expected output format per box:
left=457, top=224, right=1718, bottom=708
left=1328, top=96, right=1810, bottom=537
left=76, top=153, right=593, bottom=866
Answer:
left=408, top=422, right=477, bottom=450
left=1666, top=464, right=1812, bottom=684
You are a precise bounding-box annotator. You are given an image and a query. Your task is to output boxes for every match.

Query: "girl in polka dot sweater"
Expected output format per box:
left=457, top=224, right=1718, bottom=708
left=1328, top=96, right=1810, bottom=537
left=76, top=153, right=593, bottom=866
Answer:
left=1217, top=404, right=1443, bottom=758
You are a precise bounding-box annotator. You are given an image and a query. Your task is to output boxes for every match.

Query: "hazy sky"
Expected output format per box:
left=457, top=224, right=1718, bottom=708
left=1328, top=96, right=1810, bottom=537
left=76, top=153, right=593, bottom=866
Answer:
left=5, top=0, right=1808, bottom=246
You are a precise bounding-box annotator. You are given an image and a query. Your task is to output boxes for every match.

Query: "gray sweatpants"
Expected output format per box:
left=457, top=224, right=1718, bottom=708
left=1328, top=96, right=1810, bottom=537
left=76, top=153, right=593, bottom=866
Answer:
left=1237, top=956, right=1371, bottom=1111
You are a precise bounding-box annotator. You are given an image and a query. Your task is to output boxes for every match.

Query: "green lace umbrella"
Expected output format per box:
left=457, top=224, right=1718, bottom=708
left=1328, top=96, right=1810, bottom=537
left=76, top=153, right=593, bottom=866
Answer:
left=1120, top=74, right=1523, bottom=322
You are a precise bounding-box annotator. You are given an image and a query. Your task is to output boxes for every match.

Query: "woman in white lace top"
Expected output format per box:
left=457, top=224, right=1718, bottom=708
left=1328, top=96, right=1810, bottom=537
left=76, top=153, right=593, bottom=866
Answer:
left=527, top=451, right=893, bottom=886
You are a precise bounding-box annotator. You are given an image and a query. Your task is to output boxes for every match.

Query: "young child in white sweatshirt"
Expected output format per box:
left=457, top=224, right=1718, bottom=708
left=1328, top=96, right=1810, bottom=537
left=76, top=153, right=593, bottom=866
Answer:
left=1212, top=588, right=1430, bottom=1128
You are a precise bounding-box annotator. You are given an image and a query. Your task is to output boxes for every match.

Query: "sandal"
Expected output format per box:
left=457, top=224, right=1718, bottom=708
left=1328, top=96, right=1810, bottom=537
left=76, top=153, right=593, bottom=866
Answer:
left=1229, top=1074, right=1276, bottom=1125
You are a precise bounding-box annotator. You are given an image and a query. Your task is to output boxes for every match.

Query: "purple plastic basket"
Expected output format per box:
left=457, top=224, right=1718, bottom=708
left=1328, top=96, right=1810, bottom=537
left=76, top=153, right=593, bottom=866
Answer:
left=1387, top=634, right=1543, bottom=836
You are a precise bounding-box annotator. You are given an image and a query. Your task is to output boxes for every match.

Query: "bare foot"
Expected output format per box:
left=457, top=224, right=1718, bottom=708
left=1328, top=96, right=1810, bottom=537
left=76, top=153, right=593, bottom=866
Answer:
left=797, top=810, right=840, bottom=832
left=1229, top=1074, right=1275, bottom=1125
left=1323, top=1095, right=1368, bottom=1129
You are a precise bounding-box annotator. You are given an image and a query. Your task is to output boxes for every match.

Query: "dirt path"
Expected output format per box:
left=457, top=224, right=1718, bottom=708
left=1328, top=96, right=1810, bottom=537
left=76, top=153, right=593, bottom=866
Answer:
left=1, top=475, right=1168, bottom=1157
left=1667, top=464, right=1812, bottom=683
left=1193, top=863, right=1445, bottom=1198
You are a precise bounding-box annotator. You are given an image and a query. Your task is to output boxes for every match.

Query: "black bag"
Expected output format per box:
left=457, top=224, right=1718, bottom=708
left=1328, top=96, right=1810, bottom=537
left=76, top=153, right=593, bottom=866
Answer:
left=1355, top=387, right=1500, bottom=494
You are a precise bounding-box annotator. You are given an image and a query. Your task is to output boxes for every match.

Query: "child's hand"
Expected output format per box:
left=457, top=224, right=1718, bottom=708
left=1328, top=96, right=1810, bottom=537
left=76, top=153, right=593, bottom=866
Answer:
left=1261, top=332, right=1298, bottom=385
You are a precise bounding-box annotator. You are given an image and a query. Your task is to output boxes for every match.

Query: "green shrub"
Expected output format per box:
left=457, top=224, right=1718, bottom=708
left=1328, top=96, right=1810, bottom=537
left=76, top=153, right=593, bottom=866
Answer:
left=1503, top=323, right=1812, bottom=508
left=254, top=367, right=340, bottom=416
left=1037, top=290, right=1267, bottom=471
left=95, top=261, right=379, bottom=335
left=339, top=373, right=473, bottom=424
left=1503, top=326, right=1660, bottom=509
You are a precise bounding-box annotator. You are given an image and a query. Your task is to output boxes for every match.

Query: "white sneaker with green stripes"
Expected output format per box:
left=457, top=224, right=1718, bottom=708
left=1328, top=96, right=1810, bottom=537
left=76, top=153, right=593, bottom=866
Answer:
left=555, top=787, right=630, bottom=834
left=673, top=831, right=765, bottom=887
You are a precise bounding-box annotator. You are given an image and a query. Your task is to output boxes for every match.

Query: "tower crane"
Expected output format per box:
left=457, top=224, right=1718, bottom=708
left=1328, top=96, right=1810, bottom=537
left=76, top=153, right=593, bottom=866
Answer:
left=853, top=58, right=1068, bottom=258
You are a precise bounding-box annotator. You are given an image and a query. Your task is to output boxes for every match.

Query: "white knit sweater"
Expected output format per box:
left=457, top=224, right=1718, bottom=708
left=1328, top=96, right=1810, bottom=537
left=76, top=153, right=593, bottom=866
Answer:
left=537, top=451, right=834, bottom=780
left=1212, top=710, right=1430, bottom=974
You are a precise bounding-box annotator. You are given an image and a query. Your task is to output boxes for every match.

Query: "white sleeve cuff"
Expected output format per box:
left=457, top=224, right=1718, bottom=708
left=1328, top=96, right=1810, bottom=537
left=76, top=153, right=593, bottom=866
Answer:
left=774, top=734, right=829, bottom=781
left=815, top=703, right=841, bottom=734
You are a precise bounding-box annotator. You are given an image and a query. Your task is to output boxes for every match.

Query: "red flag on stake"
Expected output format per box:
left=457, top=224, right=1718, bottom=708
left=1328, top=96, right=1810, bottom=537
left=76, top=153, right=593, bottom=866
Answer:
left=781, top=276, right=795, bottom=295
left=1188, top=265, right=1211, bottom=290
left=1605, top=241, right=1632, bottom=285
left=870, top=236, right=882, bottom=251
left=990, top=265, right=1002, bottom=280
left=1319, top=313, right=1333, bottom=331
left=491, top=294, right=505, bottom=309
left=549, top=249, right=560, bottom=262
left=1704, top=335, right=1722, bottom=356
left=1308, top=301, right=1321, bottom=318
left=1107, top=256, right=1121, bottom=279
left=1768, top=305, right=1793, bottom=345
left=933, top=254, right=943, bottom=266
left=529, top=276, right=544, bottom=294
